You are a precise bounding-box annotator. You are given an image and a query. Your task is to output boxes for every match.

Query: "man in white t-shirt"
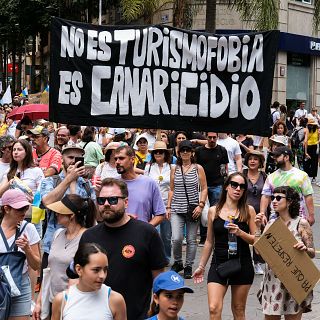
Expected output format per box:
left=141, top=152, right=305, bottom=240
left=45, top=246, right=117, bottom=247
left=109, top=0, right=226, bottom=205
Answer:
left=217, top=133, right=242, bottom=174
left=294, top=101, right=308, bottom=120
left=271, top=101, right=280, bottom=124
left=308, top=107, right=320, bottom=126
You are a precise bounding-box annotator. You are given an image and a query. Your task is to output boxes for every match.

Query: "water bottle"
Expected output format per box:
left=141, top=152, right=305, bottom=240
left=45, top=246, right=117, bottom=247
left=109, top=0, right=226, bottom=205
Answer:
left=227, top=215, right=237, bottom=256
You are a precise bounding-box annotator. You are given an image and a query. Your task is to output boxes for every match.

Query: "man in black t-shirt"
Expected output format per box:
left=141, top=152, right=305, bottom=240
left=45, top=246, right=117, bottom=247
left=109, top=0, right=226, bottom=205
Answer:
left=195, top=132, right=229, bottom=244
left=80, top=178, right=166, bottom=320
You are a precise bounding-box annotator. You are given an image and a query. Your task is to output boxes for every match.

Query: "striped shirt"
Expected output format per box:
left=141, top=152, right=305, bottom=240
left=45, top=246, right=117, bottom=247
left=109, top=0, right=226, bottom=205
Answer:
left=172, top=165, right=199, bottom=215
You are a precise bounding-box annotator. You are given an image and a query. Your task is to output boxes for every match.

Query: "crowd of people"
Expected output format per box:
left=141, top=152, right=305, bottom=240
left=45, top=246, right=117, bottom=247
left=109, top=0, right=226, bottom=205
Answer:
left=0, top=99, right=318, bottom=320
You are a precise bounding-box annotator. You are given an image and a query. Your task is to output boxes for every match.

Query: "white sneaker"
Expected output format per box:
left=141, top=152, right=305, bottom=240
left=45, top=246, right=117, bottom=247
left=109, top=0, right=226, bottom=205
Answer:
left=254, top=263, right=264, bottom=275
left=182, top=238, right=187, bottom=245
left=316, top=182, right=320, bottom=187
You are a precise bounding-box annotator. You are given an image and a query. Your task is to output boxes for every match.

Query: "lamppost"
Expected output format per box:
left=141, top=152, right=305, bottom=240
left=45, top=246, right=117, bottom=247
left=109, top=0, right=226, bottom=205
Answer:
left=99, top=0, right=102, bottom=25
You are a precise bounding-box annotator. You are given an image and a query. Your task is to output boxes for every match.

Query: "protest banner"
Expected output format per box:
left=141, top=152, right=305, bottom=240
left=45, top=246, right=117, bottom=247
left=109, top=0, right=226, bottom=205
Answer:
left=50, top=17, right=279, bottom=135
left=254, top=218, right=320, bottom=304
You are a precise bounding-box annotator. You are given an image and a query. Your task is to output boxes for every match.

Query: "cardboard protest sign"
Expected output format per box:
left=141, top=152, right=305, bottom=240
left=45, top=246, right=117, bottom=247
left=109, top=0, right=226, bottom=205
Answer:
left=254, top=218, right=320, bottom=304
left=50, top=17, right=279, bottom=135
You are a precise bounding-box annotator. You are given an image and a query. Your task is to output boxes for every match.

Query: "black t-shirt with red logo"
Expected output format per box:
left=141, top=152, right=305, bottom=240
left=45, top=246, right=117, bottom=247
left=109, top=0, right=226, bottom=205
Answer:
left=80, top=218, right=167, bottom=320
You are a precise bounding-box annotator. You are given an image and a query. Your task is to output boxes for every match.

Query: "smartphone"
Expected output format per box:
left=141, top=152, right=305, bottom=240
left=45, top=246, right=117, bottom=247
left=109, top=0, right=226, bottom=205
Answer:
left=75, top=156, right=84, bottom=167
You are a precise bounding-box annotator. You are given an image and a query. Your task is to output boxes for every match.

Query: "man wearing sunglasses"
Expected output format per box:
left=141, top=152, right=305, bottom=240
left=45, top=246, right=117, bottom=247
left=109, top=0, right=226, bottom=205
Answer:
left=0, top=135, right=15, bottom=182
left=80, top=177, right=167, bottom=320
left=113, top=145, right=165, bottom=226
left=260, top=146, right=315, bottom=226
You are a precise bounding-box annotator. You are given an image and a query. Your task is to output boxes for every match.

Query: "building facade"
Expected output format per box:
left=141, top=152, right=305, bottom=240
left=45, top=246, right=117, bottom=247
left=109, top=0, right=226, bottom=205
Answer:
left=132, top=0, right=320, bottom=112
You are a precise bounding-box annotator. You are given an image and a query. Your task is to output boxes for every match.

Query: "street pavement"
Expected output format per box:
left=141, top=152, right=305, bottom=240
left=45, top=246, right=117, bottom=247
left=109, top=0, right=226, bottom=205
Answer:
left=178, top=184, right=320, bottom=319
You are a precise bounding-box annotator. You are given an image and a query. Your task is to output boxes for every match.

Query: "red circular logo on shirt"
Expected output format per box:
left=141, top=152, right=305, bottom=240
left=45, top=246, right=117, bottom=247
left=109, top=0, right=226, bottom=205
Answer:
left=122, top=245, right=135, bottom=258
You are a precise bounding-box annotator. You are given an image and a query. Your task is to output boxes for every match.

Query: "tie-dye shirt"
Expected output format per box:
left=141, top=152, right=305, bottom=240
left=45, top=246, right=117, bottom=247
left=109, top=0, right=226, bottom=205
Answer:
left=261, top=167, right=313, bottom=218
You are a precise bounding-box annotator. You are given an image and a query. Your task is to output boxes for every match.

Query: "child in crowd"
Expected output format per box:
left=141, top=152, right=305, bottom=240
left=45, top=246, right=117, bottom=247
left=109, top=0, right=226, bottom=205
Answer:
left=146, top=271, right=194, bottom=320
left=51, top=243, right=126, bottom=320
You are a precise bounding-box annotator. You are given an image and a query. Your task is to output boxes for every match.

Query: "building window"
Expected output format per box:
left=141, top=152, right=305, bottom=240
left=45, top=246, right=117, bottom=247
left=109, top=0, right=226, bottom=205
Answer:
left=294, top=0, right=312, bottom=4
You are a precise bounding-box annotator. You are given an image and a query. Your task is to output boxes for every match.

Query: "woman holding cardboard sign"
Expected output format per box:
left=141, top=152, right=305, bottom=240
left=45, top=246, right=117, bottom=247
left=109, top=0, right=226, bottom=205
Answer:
left=255, top=186, right=315, bottom=319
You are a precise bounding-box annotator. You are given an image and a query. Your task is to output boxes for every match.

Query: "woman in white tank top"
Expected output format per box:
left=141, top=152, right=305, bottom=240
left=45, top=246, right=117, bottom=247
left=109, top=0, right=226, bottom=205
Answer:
left=51, top=243, right=127, bottom=320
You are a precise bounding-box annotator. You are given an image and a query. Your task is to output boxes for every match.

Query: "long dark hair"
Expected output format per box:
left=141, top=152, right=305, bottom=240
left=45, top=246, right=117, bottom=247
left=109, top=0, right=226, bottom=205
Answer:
left=7, top=139, right=35, bottom=180
left=216, top=172, right=250, bottom=223
left=82, top=126, right=96, bottom=142
left=273, top=186, right=300, bottom=218
left=66, top=194, right=96, bottom=228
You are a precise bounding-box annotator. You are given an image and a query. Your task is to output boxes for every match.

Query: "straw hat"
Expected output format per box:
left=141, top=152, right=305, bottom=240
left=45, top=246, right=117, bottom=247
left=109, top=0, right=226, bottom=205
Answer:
left=244, top=150, right=265, bottom=168
left=151, top=141, right=169, bottom=153
left=307, top=116, right=319, bottom=126
left=46, top=195, right=79, bottom=215
left=269, top=135, right=287, bottom=146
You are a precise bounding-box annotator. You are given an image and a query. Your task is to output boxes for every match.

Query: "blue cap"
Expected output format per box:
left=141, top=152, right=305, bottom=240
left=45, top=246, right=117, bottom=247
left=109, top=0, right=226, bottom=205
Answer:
left=153, top=271, right=194, bottom=294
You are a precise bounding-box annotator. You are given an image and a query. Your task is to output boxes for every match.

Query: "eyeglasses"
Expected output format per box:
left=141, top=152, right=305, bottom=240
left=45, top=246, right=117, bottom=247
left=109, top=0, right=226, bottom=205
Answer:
left=97, top=196, right=126, bottom=205
left=154, top=150, right=165, bottom=155
left=252, top=184, right=258, bottom=196
left=229, top=181, right=247, bottom=190
left=271, top=195, right=286, bottom=202
left=180, top=148, right=191, bottom=153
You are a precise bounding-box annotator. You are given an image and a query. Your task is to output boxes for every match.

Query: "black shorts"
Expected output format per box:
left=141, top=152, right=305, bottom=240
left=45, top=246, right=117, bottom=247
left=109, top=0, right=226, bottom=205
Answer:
left=207, top=260, right=254, bottom=285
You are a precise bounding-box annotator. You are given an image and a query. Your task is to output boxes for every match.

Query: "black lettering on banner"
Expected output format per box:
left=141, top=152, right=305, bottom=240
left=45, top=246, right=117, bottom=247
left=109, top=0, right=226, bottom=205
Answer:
left=50, top=18, right=279, bottom=135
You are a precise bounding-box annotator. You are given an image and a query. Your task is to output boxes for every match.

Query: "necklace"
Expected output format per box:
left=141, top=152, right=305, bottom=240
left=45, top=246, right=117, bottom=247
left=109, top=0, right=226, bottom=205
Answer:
left=36, top=147, right=51, bottom=161
left=65, top=228, right=82, bottom=249
left=182, top=163, right=192, bottom=174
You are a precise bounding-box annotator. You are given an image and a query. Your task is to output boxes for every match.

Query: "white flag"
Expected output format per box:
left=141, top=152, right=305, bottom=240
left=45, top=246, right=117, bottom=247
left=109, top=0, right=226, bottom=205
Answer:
left=0, top=85, right=12, bottom=105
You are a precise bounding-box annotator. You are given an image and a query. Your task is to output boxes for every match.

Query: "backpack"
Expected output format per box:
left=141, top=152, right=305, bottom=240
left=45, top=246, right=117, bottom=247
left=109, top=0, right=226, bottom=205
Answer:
left=290, top=127, right=303, bottom=149
left=0, top=268, right=11, bottom=320
left=269, top=110, right=277, bottom=128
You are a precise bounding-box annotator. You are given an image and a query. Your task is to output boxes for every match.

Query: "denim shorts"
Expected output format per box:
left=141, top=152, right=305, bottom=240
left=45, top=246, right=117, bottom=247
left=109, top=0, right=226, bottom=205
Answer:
left=10, top=273, right=31, bottom=317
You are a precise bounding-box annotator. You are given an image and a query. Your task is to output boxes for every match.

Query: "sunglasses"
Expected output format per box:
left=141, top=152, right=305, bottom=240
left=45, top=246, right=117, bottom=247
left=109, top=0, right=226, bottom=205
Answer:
left=2, top=145, right=13, bottom=151
left=16, top=206, right=29, bottom=212
left=153, top=150, right=165, bottom=155
left=271, top=195, right=286, bottom=202
left=97, top=196, right=126, bottom=205
left=252, top=184, right=258, bottom=196
left=180, top=148, right=192, bottom=153
left=229, top=181, right=247, bottom=190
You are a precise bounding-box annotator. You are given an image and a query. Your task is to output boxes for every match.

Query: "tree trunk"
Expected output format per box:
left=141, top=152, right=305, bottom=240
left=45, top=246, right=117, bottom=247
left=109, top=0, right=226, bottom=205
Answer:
left=173, top=0, right=185, bottom=28
left=30, top=34, right=36, bottom=94
left=40, top=33, right=45, bottom=91
left=12, top=40, right=16, bottom=96
left=17, top=42, right=22, bottom=92
left=3, top=42, right=7, bottom=90
left=205, top=0, right=217, bottom=33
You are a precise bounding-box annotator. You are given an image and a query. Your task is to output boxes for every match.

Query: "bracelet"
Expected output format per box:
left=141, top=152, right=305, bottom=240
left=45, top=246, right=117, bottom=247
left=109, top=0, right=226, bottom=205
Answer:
left=198, top=203, right=205, bottom=208
left=166, top=206, right=171, bottom=209
left=199, top=201, right=205, bottom=205
left=254, top=231, right=262, bottom=237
